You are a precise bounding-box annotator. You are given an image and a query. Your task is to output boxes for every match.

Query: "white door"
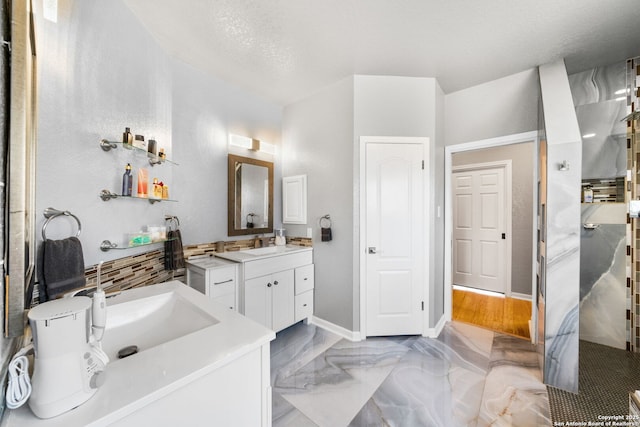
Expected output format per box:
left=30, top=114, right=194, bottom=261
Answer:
left=452, top=166, right=507, bottom=294
left=365, top=143, right=424, bottom=336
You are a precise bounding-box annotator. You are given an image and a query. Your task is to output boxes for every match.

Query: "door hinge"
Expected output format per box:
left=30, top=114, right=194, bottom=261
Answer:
left=502, top=233, right=506, bottom=240
left=421, top=301, right=424, bottom=311
left=421, top=160, right=424, bottom=170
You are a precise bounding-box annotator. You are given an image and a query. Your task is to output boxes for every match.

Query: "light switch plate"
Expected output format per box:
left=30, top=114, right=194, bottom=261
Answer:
left=307, top=227, right=312, bottom=238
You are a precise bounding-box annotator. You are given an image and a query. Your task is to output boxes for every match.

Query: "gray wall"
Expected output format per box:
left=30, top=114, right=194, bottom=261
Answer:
left=282, top=75, right=442, bottom=332
left=35, top=0, right=282, bottom=267
left=452, top=142, right=535, bottom=296
left=282, top=76, right=355, bottom=331
left=444, top=69, right=540, bottom=147
left=353, top=75, right=441, bottom=330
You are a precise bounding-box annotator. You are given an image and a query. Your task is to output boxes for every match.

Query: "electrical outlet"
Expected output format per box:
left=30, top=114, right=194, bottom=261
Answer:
left=307, top=227, right=312, bottom=238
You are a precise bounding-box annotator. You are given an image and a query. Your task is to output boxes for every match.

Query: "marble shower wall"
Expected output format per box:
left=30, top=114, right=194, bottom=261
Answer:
left=580, top=205, right=627, bottom=350
left=569, top=62, right=627, bottom=180
left=539, top=60, right=582, bottom=393
left=569, top=62, right=629, bottom=351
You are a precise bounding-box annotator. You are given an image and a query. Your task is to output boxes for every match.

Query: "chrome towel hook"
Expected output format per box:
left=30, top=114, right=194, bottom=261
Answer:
left=42, top=207, right=82, bottom=240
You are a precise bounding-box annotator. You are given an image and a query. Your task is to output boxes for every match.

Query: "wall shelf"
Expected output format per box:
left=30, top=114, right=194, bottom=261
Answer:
left=100, top=239, right=171, bottom=252
left=99, top=139, right=178, bottom=166
left=99, top=189, right=177, bottom=204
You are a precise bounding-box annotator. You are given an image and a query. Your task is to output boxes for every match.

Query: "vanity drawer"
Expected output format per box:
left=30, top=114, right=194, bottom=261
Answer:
left=294, top=290, right=313, bottom=322
left=212, top=265, right=236, bottom=284
left=211, top=293, right=236, bottom=311
left=294, top=264, right=314, bottom=295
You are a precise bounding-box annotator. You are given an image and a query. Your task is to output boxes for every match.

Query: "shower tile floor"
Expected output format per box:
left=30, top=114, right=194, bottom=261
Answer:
left=271, top=321, right=551, bottom=427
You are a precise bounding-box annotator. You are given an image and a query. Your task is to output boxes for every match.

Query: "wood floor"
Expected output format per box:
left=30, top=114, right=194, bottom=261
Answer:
left=452, top=288, right=531, bottom=340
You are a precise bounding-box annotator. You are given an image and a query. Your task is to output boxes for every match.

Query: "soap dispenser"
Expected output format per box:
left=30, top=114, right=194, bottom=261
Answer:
left=122, top=163, right=132, bottom=196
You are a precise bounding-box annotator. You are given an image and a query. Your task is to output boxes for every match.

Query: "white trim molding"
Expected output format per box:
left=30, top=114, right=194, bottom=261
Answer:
left=423, top=315, right=446, bottom=338
left=311, top=316, right=362, bottom=342
left=444, top=131, right=539, bottom=328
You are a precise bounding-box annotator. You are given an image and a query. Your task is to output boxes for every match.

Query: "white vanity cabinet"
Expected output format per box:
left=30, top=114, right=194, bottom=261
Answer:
left=245, top=269, right=295, bottom=331
left=217, top=246, right=313, bottom=332
left=294, top=264, right=314, bottom=322
left=185, top=257, right=238, bottom=311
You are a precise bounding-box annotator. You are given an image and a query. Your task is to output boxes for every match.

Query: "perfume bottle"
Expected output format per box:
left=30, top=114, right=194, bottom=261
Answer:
left=122, top=163, right=132, bottom=196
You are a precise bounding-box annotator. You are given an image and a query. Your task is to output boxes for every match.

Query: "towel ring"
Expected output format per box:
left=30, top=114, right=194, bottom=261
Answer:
left=319, top=215, right=332, bottom=228
left=42, top=207, right=82, bottom=240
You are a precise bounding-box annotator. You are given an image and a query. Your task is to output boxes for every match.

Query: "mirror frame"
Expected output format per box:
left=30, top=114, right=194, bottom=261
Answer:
left=227, top=154, right=274, bottom=236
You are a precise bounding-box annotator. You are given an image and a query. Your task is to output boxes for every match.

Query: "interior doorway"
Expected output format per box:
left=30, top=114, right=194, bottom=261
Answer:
left=444, top=132, right=538, bottom=342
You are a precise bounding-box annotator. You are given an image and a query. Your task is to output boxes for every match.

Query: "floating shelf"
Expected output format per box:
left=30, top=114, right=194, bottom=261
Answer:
left=99, top=139, right=178, bottom=166
left=100, top=239, right=172, bottom=252
left=99, top=189, right=177, bottom=204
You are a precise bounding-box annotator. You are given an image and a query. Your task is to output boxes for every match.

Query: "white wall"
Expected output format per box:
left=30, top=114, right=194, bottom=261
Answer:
left=282, top=77, right=355, bottom=330
left=35, top=0, right=282, bottom=267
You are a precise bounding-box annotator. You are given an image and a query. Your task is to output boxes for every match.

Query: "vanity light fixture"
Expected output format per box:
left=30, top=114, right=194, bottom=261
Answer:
left=229, top=134, right=275, bottom=154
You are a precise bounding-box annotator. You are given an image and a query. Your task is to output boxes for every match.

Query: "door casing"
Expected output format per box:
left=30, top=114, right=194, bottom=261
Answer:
left=444, top=131, right=539, bottom=344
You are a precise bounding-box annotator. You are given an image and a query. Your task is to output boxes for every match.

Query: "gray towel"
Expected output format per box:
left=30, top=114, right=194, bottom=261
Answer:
left=38, top=237, right=86, bottom=302
left=164, top=229, right=185, bottom=270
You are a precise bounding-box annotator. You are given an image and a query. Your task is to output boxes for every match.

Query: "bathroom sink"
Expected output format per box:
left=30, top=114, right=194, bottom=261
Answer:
left=101, top=284, right=219, bottom=361
left=240, top=246, right=280, bottom=255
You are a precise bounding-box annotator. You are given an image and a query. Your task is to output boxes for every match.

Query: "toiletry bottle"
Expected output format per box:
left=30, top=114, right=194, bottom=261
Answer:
left=148, top=137, right=157, bottom=156
left=158, top=148, right=165, bottom=160
left=137, top=168, right=148, bottom=197
left=122, top=163, right=132, bottom=196
left=152, top=177, right=162, bottom=198
left=584, top=186, right=593, bottom=203
left=123, top=127, right=133, bottom=147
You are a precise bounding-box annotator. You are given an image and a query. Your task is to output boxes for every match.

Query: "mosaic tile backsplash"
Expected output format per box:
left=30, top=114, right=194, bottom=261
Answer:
left=31, top=236, right=312, bottom=304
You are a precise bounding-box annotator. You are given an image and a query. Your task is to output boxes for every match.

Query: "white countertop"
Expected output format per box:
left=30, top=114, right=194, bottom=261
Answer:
left=215, top=244, right=312, bottom=263
left=2, top=281, right=275, bottom=427
left=185, top=256, right=237, bottom=269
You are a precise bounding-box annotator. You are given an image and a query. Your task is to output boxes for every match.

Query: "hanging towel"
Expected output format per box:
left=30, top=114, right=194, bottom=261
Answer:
left=164, top=229, right=185, bottom=270
left=321, top=227, right=332, bottom=242
left=38, top=237, right=86, bottom=302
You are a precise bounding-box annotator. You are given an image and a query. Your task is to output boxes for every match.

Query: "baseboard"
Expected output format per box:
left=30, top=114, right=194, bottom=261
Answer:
left=310, top=316, right=362, bottom=342
left=423, top=314, right=446, bottom=338
left=511, top=292, right=532, bottom=301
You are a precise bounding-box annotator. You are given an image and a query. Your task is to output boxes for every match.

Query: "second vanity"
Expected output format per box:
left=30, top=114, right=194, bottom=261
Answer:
left=187, top=245, right=314, bottom=332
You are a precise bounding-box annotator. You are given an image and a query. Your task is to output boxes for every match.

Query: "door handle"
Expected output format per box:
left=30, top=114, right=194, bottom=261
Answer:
left=368, top=247, right=377, bottom=254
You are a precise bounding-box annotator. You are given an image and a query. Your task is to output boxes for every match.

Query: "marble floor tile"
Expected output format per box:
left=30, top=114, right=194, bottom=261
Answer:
left=271, top=321, right=550, bottom=427
left=478, top=334, right=551, bottom=427
left=276, top=338, right=410, bottom=427
left=271, top=323, right=342, bottom=385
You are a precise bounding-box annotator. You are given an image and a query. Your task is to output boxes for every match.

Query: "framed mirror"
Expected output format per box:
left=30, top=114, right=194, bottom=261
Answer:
left=228, top=154, right=274, bottom=236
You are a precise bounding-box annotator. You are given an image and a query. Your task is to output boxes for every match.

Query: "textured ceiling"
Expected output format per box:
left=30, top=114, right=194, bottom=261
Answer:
left=123, top=0, right=640, bottom=106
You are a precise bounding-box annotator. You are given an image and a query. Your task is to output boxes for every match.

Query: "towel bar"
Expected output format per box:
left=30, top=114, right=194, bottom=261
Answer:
left=42, top=207, right=82, bottom=240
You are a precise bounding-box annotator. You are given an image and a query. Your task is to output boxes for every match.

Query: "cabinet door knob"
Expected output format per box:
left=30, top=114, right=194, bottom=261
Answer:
left=304, top=277, right=308, bottom=281
left=274, top=280, right=279, bottom=285
left=267, top=282, right=272, bottom=287
left=303, top=303, right=307, bottom=307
